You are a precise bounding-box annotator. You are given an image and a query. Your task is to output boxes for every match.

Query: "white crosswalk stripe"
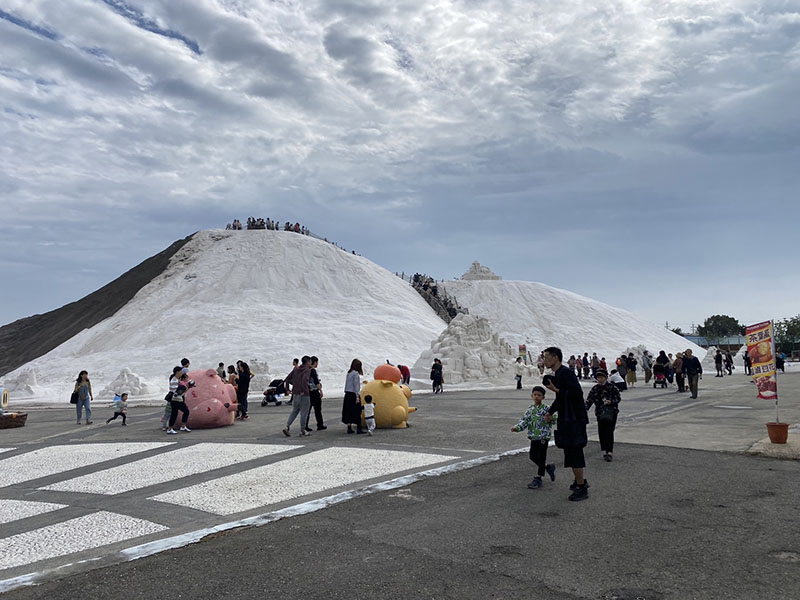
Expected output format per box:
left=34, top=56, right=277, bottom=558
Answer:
left=0, top=512, right=167, bottom=570
left=41, top=443, right=295, bottom=495
left=0, top=500, right=67, bottom=525
left=149, top=447, right=458, bottom=515
left=0, top=442, right=459, bottom=575
left=0, top=443, right=173, bottom=487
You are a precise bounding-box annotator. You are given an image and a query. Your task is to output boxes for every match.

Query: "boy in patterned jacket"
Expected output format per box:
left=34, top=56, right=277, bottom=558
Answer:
left=511, top=386, right=556, bottom=489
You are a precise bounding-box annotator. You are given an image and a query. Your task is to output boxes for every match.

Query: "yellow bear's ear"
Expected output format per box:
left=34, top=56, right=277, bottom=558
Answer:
left=381, top=381, right=393, bottom=387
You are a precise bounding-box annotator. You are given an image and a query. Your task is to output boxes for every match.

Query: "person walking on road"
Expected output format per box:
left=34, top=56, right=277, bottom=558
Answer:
left=542, top=347, right=589, bottom=502
left=74, top=370, right=94, bottom=425
left=743, top=351, right=752, bottom=375
left=309, top=356, right=326, bottom=431
left=642, top=352, right=653, bottom=384
left=283, top=356, right=312, bottom=437
left=625, top=353, right=638, bottom=388
left=511, top=385, right=556, bottom=489
left=682, top=349, right=703, bottom=399
left=714, top=350, right=724, bottom=377
left=342, top=359, right=364, bottom=434
left=724, top=351, right=734, bottom=375
left=673, top=353, right=686, bottom=393
left=514, top=357, right=528, bottom=390
left=430, top=358, right=444, bottom=394
left=167, top=373, right=192, bottom=434
left=585, top=369, right=621, bottom=462
left=236, top=361, right=252, bottom=420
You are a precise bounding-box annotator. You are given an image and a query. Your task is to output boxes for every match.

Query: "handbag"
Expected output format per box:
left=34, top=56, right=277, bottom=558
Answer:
left=164, top=391, right=174, bottom=401
left=553, top=391, right=588, bottom=449
left=596, top=404, right=615, bottom=424
left=70, top=391, right=79, bottom=404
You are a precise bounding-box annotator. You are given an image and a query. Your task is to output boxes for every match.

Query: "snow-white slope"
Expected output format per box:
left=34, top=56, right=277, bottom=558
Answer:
left=2, top=231, right=446, bottom=404
left=442, top=280, right=705, bottom=363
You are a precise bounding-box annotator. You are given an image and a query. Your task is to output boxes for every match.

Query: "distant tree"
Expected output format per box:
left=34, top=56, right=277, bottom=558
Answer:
left=774, top=315, right=800, bottom=351
left=670, top=327, right=684, bottom=336
left=697, top=315, right=745, bottom=338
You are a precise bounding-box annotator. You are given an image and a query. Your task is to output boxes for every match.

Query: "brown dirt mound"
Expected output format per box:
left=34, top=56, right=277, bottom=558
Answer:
left=0, top=233, right=195, bottom=377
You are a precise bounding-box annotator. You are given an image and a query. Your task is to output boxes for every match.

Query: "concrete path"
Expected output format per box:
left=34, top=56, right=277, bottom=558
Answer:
left=1, top=368, right=798, bottom=598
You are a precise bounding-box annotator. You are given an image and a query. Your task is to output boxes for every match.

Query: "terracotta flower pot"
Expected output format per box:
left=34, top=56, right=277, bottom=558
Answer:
left=766, top=422, right=789, bottom=444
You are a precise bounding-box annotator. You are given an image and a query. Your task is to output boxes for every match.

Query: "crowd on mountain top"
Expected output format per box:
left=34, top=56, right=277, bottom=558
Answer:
left=223, top=218, right=362, bottom=256
left=225, top=217, right=311, bottom=234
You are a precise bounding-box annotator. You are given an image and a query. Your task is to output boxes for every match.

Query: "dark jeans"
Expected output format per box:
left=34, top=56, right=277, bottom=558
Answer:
left=745, top=365, right=752, bottom=375
left=515, top=375, right=522, bottom=389
left=310, top=390, right=324, bottom=427
left=529, top=440, right=548, bottom=477
left=237, top=392, right=249, bottom=416
left=676, top=373, right=685, bottom=392
left=688, top=374, right=699, bottom=398
left=583, top=367, right=590, bottom=379
left=107, top=411, right=126, bottom=424
left=597, top=413, right=617, bottom=453
left=168, top=400, right=190, bottom=427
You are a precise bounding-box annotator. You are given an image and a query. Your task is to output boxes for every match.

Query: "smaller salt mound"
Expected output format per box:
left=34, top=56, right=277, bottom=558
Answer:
left=100, top=368, right=150, bottom=398
left=0, top=369, right=37, bottom=396
left=413, top=313, right=516, bottom=384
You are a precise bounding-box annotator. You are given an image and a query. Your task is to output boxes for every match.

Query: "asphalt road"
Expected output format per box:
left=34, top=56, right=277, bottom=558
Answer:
left=2, top=368, right=799, bottom=599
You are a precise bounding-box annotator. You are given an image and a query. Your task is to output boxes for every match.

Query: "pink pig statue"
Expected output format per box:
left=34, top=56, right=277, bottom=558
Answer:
left=183, top=369, right=238, bottom=428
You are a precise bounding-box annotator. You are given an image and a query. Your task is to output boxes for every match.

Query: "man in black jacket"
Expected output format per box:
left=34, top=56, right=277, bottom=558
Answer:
left=543, top=346, right=590, bottom=502
left=681, top=349, right=703, bottom=399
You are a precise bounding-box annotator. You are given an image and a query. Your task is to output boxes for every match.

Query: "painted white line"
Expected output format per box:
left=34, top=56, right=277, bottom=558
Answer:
left=714, top=405, right=753, bottom=410
left=0, top=500, right=68, bottom=525
left=0, top=511, right=167, bottom=570
left=372, top=443, right=486, bottom=454
left=0, top=447, right=528, bottom=594
left=149, top=447, right=460, bottom=515
left=41, top=443, right=296, bottom=495
left=0, top=448, right=14, bottom=455
left=0, top=443, right=173, bottom=487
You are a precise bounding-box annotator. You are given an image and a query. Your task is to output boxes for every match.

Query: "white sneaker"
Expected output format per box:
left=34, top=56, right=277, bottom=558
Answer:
left=180, top=426, right=191, bottom=432
left=167, top=429, right=178, bottom=435
left=368, top=431, right=373, bottom=436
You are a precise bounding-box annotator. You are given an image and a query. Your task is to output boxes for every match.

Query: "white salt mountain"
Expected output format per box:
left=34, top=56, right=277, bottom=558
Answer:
left=413, top=313, right=517, bottom=384
left=2, top=238, right=705, bottom=405
left=441, top=278, right=705, bottom=371
left=1, top=231, right=447, bottom=404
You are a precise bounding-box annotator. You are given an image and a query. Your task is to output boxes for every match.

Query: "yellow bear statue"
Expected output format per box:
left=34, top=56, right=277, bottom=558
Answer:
left=360, top=379, right=417, bottom=429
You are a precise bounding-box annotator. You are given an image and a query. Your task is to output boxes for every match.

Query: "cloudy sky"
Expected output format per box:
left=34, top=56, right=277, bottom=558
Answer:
left=1, top=0, right=799, bottom=331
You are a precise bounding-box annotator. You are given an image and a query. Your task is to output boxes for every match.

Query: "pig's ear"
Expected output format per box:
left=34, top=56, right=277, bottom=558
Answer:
left=205, top=369, right=217, bottom=377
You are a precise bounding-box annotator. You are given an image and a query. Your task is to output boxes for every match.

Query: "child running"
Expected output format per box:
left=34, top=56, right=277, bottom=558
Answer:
left=511, top=385, right=556, bottom=489
left=106, top=392, right=128, bottom=426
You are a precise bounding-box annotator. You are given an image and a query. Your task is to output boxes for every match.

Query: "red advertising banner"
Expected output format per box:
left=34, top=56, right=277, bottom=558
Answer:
left=746, top=320, right=778, bottom=399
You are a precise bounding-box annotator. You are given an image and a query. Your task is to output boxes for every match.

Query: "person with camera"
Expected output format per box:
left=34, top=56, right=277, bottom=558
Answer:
left=166, top=371, right=193, bottom=434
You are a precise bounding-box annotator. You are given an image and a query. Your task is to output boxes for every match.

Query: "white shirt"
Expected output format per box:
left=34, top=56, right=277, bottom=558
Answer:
left=609, top=372, right=625, bottom=384
left=363, top=402, right=375, bottom=418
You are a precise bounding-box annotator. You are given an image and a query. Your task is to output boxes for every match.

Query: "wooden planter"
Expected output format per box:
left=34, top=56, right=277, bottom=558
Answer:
left=0, top=412, right=27, bottom=429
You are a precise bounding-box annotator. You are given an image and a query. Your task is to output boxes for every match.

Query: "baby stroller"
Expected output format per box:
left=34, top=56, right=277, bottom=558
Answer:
left=261, top=379, right=287, bottom=406
left=652, top=363, right=668, bottom=389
